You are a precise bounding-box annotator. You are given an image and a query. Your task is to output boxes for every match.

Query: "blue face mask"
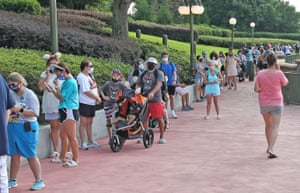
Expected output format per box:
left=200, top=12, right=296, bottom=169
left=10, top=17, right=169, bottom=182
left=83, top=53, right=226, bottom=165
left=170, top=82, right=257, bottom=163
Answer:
left=57, top=75, right=65, bottom=80
left=138, top=63, right=144, bottom=71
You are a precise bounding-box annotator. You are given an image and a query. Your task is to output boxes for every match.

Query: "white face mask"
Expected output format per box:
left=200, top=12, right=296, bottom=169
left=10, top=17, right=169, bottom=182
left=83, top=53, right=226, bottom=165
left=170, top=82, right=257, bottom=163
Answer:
left=88, top=67, right=94, bottom=74
left=162, top=57, right=168, bottom=63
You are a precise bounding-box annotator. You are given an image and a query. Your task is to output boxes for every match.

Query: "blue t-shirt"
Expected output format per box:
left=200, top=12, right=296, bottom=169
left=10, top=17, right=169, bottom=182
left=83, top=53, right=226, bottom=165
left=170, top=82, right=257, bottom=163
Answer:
left=0, top=75, right=16, bottom=155
left=59, top=77, right=79, bottom=110
left=160, top=62, right=176, bottom=86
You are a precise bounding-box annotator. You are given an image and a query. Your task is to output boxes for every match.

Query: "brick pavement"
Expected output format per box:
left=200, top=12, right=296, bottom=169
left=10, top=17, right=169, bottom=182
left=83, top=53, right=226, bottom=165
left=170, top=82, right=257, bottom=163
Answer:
left=9, top=81, right=300, bottom=193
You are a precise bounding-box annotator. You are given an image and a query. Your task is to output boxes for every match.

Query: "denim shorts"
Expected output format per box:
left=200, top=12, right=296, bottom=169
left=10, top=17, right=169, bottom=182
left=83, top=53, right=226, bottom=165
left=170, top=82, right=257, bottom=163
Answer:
left=260, top=106, right=283, bottom=115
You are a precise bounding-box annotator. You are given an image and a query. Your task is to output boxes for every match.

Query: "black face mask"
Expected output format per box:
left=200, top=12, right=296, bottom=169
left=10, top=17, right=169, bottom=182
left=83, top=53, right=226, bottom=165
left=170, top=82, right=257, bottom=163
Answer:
left=112, top=78, right=119, bottom=83
left=147, top=62, right=155, bottom=70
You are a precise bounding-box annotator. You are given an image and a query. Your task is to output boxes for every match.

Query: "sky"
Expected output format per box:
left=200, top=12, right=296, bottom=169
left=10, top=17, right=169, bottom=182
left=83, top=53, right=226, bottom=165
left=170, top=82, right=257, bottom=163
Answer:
left=286, top=0, right=300, bottom=12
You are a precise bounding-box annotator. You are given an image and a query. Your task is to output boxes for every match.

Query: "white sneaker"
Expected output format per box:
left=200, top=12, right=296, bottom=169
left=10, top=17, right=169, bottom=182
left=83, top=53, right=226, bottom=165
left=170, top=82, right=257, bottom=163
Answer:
left=87, top=141, right=101, bottom=148
left=216, top=115, right=221, bottom=120
left=204, top=115, right=210, bottom=120
left=170, top=111, right=178, bottom=119
left=80, top=142, right=88, bottom=150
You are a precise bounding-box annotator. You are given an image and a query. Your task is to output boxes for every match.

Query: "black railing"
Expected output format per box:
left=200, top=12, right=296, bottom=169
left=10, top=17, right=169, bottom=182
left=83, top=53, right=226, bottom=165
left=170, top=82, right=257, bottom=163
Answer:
left=285, top=54, right=300, bottom=63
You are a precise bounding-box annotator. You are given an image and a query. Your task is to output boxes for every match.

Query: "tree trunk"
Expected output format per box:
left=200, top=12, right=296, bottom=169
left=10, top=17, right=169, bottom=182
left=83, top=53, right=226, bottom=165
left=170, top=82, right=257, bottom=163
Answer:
left=112, top=0, right=133, bottom=40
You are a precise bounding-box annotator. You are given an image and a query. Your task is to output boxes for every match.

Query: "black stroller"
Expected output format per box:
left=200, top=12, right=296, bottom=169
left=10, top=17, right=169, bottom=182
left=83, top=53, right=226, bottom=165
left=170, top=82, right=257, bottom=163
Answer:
left=109, top=91, right=154, bottom=152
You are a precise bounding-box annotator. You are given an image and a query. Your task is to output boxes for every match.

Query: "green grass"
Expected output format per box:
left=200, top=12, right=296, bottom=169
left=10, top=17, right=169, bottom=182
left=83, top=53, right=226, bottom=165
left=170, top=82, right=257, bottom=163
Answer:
left=128, top=32, right=230, bottom=56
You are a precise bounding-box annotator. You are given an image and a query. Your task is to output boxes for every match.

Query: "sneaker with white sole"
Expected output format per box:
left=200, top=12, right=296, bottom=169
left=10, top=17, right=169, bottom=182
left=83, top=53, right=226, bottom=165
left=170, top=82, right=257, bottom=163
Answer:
left=8, top=179, right=17, bottom=189
left=216, top=115, right=221, bottom=120
left=170, top=111, right=178, bottom=119
left=204, top=115, right=210, bottom=120
left=87, top=141, right=101, bottom=148
left=80, top=142, right=88, bottom=150
left=31, top=179, right=45, bottom=190
left=158, top=137, right=166, bottom=144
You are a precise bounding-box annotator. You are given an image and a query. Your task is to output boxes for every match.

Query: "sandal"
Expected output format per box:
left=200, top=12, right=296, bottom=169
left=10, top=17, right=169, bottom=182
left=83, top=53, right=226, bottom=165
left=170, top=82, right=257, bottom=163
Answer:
left=62, top=160, right=78, bottom=168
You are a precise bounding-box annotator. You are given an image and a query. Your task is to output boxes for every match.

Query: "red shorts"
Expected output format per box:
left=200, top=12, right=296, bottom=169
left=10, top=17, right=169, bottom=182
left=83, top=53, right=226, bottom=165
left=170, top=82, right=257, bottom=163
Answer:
left=147, top=102, right=164, bottom=119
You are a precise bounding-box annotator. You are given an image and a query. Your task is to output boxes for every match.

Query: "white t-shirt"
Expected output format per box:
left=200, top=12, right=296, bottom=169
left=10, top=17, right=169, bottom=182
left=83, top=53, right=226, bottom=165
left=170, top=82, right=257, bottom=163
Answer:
left=77, top=72, right=99, bottom=105
left=40, top=72, right=64, bottom=114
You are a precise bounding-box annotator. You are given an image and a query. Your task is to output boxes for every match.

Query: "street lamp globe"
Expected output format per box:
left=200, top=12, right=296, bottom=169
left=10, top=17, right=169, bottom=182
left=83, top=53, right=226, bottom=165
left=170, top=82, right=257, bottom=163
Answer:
left=191, top=5, right=204, bottom=14
left=178, top=6, right=189, bottom=15
left=229, top=17, right=237, bottom=25
left=250, top=22, right=255, bottom=28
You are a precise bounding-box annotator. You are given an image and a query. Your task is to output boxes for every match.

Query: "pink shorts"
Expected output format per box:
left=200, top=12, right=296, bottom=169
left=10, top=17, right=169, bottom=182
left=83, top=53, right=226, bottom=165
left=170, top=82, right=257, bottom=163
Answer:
left=147, top=102, right=164, bottom=119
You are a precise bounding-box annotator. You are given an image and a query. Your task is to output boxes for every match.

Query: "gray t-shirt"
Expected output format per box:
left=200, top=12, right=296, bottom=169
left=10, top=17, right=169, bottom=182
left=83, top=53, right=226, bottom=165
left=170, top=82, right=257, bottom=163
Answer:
left=137, top=70, right=164, bottom=102
left=10, top=88, right=40, bottom=123
left=101, top=81, right=128, bottom=107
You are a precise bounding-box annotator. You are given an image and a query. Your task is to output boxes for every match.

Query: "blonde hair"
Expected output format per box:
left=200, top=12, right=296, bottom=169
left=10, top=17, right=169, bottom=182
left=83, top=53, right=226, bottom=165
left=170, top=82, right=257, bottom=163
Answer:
left=7, top=72, right=28, bottom=86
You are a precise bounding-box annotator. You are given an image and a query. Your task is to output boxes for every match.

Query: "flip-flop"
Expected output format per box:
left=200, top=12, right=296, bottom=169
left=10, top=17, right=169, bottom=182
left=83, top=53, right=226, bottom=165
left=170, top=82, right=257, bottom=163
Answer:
left=62, top=160, right=78, bottom=168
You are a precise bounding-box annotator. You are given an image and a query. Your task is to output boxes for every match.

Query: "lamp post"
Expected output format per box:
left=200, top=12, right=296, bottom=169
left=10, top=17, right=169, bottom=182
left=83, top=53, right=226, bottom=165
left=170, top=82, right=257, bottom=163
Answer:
left=178, top=0, right=204, bottom=74
left=250, top=22, right=255, bottom=45
left=50, top=0, right=58, bottom=53
left=229, top=17, right=237, bottom=49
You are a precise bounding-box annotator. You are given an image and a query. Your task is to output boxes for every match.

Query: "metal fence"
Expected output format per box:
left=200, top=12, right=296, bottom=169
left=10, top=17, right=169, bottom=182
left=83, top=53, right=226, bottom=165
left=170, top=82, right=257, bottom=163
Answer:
left=284, top=54, right=300, bottom=64
left=283, top=72, right=300, bottom=105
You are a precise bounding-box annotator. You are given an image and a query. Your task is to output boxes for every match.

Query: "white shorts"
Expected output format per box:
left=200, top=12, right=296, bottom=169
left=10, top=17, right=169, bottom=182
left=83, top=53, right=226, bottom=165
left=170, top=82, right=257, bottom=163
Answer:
left=175, top=87, right=188, bottom=96
left=0, top=155, right=8, bottom=193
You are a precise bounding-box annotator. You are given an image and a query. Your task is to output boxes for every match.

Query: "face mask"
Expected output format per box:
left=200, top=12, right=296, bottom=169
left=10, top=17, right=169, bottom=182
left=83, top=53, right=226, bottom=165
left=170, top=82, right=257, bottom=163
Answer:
left=8, top=83, right=20, bottom=93
left=88, top=67, right=94, bottom=74
left=147, top=62, right=155, bottom=70
left=112, top=78, right=119, bottom=83
left=57, top=75, right=65, bottom=80
left=138, top=63, right=144, bottom=71
left=162, top=58, right=168, bottom=63
left=49, top=65, right=56, bottom=73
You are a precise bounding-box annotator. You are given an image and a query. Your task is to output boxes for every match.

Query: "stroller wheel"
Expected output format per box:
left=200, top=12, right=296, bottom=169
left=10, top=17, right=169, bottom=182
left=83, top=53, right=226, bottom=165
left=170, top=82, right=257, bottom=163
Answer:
left=143, top=128, right=154, bottom=148
left=110, top=135, right=124, bottom=152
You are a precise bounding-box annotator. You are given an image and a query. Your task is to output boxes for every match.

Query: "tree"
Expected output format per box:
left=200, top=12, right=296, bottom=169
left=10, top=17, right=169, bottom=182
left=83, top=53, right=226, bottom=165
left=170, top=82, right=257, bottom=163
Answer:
left=111, top=0, right=134, bottom=40
left=156, top=5, right=173, bottom=25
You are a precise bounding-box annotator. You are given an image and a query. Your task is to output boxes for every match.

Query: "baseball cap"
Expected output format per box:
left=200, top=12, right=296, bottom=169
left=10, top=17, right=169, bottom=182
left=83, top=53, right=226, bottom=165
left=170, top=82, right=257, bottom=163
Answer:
left=112, top=68, right=121, bottom=75
left=146, top=57, right=158, bottom=65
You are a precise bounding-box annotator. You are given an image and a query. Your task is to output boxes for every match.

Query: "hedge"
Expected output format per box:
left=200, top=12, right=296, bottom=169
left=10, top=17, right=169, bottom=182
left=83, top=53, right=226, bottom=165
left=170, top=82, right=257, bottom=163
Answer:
left=0, top=11, right=141, bottom=64
left=0, top=0, right=42, bottom=15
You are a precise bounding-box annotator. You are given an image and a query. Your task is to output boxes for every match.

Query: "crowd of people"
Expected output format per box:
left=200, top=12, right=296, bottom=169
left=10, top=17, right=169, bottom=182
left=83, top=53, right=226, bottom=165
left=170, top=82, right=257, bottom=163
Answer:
left=0, top=45, right=289, bottom=192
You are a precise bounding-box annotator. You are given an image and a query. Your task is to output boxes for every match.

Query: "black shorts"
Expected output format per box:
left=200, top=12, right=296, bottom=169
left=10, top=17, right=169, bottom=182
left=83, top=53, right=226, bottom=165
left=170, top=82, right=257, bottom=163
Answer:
left=167, top=85, right=176, bottom=96
left=59, top=109, right=79, bottom=123
left=79, top=103, right=96, bottom=117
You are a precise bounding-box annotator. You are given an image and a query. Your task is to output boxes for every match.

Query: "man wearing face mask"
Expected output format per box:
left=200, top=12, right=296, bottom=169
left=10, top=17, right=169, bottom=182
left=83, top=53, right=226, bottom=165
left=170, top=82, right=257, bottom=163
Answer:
left=77, top=60, right=101, bottom=150
left=159, top=52, right=178, bottom=119
left=136, top=57, right=166, bottom=144
left=128, top=59, right=144, bottom=89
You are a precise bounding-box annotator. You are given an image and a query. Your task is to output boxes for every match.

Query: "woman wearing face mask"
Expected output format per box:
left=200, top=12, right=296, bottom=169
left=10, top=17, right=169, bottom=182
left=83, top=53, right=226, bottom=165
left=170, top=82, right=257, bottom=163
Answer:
left=50, top=63, right=80, bottom=168
left=203, top=60, right=223, bottom=120
left=77, top=60, right=101, bottom=150
left=37, top=53, right=64, bottom=162
left=225, top=48, right=240, bottom=90
left=7, top=72, right=45, bottom=190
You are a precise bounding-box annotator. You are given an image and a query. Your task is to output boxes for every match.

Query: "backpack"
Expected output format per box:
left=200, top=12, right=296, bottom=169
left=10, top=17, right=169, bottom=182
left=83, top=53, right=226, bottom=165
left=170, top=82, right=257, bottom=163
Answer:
left=140, top=69, right=167, bottom=100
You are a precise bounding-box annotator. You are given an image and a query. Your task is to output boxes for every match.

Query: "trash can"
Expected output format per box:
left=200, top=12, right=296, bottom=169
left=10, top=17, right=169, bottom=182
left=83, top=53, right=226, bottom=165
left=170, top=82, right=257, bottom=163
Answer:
left=248, top=61, right=254, bottom=81
left=282, top=72, right=300, bottom=104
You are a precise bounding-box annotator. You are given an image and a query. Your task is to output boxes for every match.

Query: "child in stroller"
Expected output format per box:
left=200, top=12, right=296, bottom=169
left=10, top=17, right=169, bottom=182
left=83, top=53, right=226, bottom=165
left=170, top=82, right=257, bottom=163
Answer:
left=110, top=90, right=154, bottom=152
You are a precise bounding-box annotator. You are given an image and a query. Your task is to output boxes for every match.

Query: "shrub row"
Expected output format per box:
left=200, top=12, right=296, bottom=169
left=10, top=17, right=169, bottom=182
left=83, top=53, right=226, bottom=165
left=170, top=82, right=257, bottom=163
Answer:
left=0, top=11, right=141, bottom=64
left=199, top=35, right=296, bottom=49
left=0, top=0, right=42, bottom=15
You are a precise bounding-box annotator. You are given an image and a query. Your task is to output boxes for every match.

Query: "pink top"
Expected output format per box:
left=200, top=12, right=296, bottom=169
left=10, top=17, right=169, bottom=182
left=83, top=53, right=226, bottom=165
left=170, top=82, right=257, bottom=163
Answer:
left=255, top=69, right=288, bottom=106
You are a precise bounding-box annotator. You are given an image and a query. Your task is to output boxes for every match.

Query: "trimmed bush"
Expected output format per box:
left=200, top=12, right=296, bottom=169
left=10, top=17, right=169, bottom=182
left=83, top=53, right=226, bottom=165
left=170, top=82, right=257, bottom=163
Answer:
left=0, top=11, right=141, bottom=64
left=0, top=0, right=42, bottom=15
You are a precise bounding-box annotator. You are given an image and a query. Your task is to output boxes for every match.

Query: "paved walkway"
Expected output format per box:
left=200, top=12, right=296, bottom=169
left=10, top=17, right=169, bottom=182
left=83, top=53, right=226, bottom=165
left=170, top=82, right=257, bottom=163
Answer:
left=10, top=81, right=300, bottom=193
